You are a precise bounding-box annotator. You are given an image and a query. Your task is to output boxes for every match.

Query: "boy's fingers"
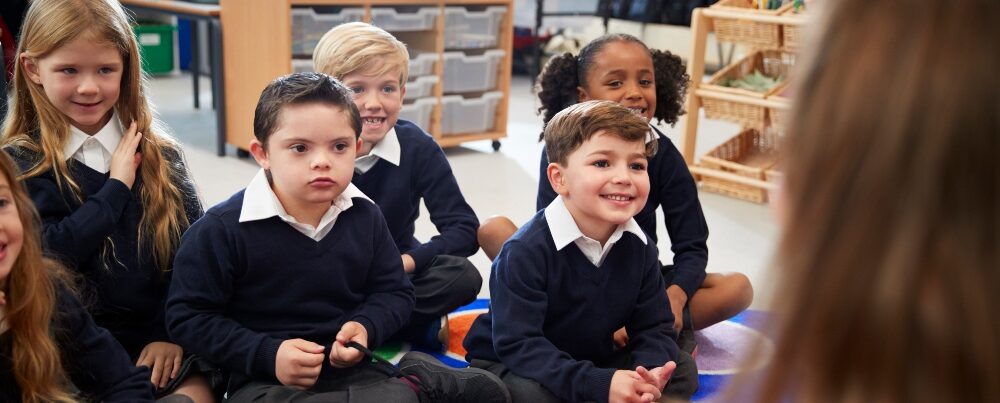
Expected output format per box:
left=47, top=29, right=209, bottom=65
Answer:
left=172, top=356, right=182, bottom=379
left=293, top=339, right=325, bottom=354
left=150, top=356, right=164, bottom=387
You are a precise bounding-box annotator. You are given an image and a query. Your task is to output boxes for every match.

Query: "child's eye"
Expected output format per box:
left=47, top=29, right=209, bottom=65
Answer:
left=592, top=160, right=610, bottom=168
left=639, top=79, right=653, bottom=86
left=0, top=198, right=11, bottom=208
left=61, top=68, right=77, bottom=75
left=606, top=81, right=622, bottom=88
left=99, top=67, right=116, bottom=74
left=290, top=144, right=307, bottom=153
left=381, top=86, right=396, bottom=94
left=630, top=162, right=647, bottom=171
left=334, top=142, right=349, bottom=151
left=349, top=87, right=364, bottom=96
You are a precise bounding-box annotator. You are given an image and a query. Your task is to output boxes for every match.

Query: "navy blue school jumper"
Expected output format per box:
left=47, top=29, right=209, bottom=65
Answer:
left=351, top=120, right=482, bottom=336
left=5, top=145, right=202, bottom=358
left=0, top=283, right=154, bottom=402
left=462, top=209, right=698, bottom=402
left=537, top=126, right=709, bottom=301
left=165, top=189, right=416, bottom=398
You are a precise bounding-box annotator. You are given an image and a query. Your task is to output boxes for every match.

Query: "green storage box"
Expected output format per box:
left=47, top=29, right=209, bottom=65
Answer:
left=133, top=23, right=175, bottom=74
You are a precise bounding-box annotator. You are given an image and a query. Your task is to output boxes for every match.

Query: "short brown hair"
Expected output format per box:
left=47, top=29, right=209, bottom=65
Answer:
left=253, top=72, right=362, bottom=146
left=313, top=22, right=409, bottom=84
left=543, top=100, right=655, bottom=165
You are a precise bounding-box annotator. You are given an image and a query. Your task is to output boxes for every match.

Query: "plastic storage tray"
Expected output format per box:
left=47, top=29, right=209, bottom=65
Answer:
left=440, top=91, right=502, bottom=135
left=442, top=50, right=505, bottom=93
left=371, top=7, right=438, bottom=32
left=404, top=75, right=438, bottom=100
left=444, top=7, right=506, bottom=49
left=409, top=53, right=437, bottom=77
left=400, top=97, right=437, bottom=130
left=292, top=7, right=365, bottom=56
left=291, top=59, right=313, bottom=73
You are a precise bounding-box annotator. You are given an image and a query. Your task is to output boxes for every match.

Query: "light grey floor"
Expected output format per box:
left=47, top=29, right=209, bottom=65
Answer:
left=149, top=73, right=778, bottom=310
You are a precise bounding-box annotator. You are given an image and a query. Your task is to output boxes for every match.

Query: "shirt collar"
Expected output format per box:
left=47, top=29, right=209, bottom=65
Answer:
left=239, top=169, right=370, bottom=224
left=543, top=196, right=646, bottom=251
left=358, top=127, right=401, bottom=166
left=64, top=111, right=123, bottom=160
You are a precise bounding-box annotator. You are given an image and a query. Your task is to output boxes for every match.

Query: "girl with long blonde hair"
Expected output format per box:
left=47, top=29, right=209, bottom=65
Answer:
left=2, top=0, right=212, bottom=400
left=729, top=0, right=1000, bottom=401
left=0, top=151, right=153, bottom=402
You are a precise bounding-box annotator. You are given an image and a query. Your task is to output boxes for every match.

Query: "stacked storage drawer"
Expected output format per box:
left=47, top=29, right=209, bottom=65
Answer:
left=441, top=6, right=507, bottom=135
left=400, top=97, right=437, bottom=131
left=291, top=7, right=365, bottom=56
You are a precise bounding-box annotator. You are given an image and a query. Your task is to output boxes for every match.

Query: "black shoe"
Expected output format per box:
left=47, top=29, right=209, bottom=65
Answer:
left=398, top=351, right=511, bottom=403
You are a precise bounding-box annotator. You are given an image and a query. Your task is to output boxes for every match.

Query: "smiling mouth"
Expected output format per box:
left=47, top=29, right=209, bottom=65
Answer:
left=602, top=194, right=634, bottom=202
left=74, top=101, right=102, bottom=107
left=626, top=107, right=647, bottom=117
left=362, top=117, right=386, bottom=127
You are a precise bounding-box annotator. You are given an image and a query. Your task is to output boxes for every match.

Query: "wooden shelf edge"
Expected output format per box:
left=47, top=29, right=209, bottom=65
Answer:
left=435, top=131, right=506, bottom=148
left=694, top=88, right=792, bottom=109
left=703, top=7, right=809, bottom=25
left=690, top=165, right=779, bottom=190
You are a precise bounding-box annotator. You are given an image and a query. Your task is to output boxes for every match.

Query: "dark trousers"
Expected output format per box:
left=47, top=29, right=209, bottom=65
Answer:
left=225, top=361, right=416, bottom=403
left=469, top=347, right=698, bottom=402
left=398, top=255, right=482, bottom=338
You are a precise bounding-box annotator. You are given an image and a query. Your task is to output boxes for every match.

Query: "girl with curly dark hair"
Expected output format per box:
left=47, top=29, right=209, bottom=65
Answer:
left=479, top=34, right=753, bottom=353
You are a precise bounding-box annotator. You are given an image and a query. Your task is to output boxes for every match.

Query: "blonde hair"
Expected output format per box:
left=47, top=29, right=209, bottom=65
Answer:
left=543, top=100, right=655, bottom=165
left=730, top=0, right=1000, bottom=401
left=0, top=152, right=75, bottom=403
left=2, top=0, right=192, bottom=273
left=312, top=21, right=410, bottom=84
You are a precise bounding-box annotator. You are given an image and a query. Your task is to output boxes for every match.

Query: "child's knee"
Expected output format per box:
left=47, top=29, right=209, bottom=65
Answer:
left=730, top=273, right=754, bottom=309
left=477, top=216, right=517, bottom=244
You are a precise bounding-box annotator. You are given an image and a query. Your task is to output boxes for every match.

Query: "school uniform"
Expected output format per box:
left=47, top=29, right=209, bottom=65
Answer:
left=0, top=283, right=154, bottom=402
left=463, top=197, right=698, bottom=403
left=537, top=125, right=708, bottom=331
left=165, top=170, right=417, bottom=401
left=5, top=114, right=202, bottom=356
left=352, top=120, right=482, bottom=342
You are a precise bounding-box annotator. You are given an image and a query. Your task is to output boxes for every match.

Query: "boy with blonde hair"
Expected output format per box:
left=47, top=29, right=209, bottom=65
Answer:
left=463, top=100, right=698, bottom=402
left=313, top=22, right=482, bottom=351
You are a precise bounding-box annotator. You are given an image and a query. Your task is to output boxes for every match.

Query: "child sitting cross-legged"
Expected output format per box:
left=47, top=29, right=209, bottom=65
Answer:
left=165, top=72, right=509, bottom=403
left=463, top=100, right=699, bottom=403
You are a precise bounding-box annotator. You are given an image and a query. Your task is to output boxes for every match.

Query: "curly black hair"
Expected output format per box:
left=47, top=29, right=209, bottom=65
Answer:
left=535, top=33, right=690, bottom=140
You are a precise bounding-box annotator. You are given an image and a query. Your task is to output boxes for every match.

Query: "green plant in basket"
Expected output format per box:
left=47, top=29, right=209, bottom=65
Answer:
left=723, top=70, right=783, bottom=93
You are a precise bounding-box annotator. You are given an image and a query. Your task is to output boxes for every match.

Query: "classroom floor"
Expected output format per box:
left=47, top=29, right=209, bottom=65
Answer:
left=148, top=73, right=779, bottom=311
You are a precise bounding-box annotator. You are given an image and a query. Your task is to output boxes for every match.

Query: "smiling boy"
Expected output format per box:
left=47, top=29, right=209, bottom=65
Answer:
left=463, top=100, right=698, bottom=402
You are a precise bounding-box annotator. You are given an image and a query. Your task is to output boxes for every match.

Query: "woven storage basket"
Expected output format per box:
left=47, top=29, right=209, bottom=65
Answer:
left=701, top=49, right=793, bottom=129
left=699, top=128, right=780, bottom=203
left=780, top=5, right=805, bottom=50
left=711, top=0, right=792, bottom=49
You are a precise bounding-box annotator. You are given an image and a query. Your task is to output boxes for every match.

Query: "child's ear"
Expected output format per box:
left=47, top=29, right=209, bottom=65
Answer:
left=20, top=53, right=43, bottom=85
left=249, top=139, right=270, bottom=170
left=577, top=86, right=590, bottom=102
left=547, top=162, right=569, bottom=196
left=399, top=84, right=406, bottom=101
left=355, top=137, right=362, bottom=154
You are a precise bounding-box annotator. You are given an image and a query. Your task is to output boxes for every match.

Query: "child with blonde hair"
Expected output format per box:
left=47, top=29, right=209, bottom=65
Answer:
left=2, top=0, right=211, bottom=400
left=0, top=151, right=153, bottom=402
left=313, top=22, right=482, bottom=351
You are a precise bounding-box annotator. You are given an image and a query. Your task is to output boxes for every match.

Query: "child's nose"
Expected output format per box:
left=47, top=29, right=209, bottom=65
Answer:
left=77, top=75, right=99, bottom=94
left=360, top=92, right=382, bottom=111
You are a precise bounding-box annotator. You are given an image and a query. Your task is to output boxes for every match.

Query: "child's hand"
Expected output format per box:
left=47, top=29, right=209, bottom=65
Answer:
left=329, top=321, right=368, bottom=368
left=401, top=254, right=416, bottom=273
left=614, top=327, right=629, bottom=348
left=110, top=121, right=142, bottom=189
left=609, top=370, right=662, bottom=403
left=275, top=339, right=325, bottom=388
left=136, top=341, right=183, bottom=389
left=666, top=285, right=688, bottom=335
left=636, top=362, right=676, bottom=393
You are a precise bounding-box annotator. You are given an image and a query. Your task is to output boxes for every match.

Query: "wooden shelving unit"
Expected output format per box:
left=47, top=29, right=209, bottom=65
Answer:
left=680, top=4, right=807, bottom=199
left=219, top=0, right=513, bottom=153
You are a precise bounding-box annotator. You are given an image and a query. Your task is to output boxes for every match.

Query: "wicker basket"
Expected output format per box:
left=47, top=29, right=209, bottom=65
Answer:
left=701, top=49, right=793, bottom=129
left=711, top=0, right=792, bottom=49
left=780, top=5, right=805, bottom=50
left=699, top=128, right=780, bottom=203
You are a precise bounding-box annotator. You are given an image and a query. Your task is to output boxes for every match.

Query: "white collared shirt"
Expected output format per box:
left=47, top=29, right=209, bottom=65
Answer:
left=544, top=196, right=647, bottom=267
left=63, top=111, right=123, bottom=173
left=355, top=127, right=401, bottom=174
left=238, top=169, right=370, bottom=241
